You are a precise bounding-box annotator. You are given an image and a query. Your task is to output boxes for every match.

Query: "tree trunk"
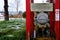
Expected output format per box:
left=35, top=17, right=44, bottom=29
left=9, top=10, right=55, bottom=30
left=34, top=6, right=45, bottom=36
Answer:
left=4, top=0, right=9, bottom=21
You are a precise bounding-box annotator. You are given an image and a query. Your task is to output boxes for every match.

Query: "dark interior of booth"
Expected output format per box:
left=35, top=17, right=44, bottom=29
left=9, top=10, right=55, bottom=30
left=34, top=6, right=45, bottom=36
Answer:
left=30, top=12, right=55, bottom=40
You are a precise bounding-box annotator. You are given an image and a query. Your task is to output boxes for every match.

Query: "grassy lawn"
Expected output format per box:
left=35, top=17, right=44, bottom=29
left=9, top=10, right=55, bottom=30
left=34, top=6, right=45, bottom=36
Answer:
left=0, top=18, right=26, bottom=40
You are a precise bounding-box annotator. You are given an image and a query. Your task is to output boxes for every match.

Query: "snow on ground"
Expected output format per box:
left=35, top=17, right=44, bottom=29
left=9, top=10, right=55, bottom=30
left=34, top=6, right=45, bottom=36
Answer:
left=0, top=18, right=25, bottom=21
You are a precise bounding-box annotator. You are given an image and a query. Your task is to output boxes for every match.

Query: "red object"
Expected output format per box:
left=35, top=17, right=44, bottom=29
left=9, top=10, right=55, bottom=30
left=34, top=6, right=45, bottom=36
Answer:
left=26, top=0, right=60, bottom=40
left=50, top=0, right=54, bottom=36
left=54, top=0, right=60, bottom=40
left=26, top=0, right=34, bottom=40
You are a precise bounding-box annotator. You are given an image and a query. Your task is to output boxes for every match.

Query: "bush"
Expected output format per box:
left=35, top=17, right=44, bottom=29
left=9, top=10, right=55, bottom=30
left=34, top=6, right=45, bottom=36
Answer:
left=0, top=18, right=26, bottom=40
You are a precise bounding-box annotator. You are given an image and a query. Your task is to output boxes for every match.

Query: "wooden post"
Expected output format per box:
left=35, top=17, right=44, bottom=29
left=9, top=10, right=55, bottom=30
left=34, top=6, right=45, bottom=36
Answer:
left=30, top=0, right=34, bottom=39
left=26, top=0, right=34, bottom=40
left=54, top=0, right=60, bottom=40
left=50, top=0, right=54, bottom=34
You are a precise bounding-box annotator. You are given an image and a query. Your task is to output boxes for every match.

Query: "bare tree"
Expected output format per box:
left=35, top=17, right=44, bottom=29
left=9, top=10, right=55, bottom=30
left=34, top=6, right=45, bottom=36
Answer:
left=9, top=0, right=20, bottom=14
left=15, top=0, right=20, bottom=14
left=4, top=0, right=9, bottom=20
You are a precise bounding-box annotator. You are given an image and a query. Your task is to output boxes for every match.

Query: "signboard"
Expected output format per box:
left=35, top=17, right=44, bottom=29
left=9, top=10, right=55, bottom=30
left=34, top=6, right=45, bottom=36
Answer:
left=31, top=3, right=53, bottom=11
left=37, top=12, right=48, bottom=23
left=55, top=9, right=60, bottom=21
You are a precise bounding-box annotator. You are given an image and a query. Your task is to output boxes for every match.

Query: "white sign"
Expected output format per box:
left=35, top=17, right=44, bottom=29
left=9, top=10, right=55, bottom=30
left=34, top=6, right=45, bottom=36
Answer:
left=37, top=12, right=48, bottom=23
left=31, top=3, right=53, bottom=11
left=55, top=9, right=60, bottom=21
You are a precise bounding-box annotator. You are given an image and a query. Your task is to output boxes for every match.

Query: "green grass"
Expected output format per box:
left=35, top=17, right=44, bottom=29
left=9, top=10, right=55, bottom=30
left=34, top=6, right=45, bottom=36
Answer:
left=0, top=18, right=26, bottom=40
